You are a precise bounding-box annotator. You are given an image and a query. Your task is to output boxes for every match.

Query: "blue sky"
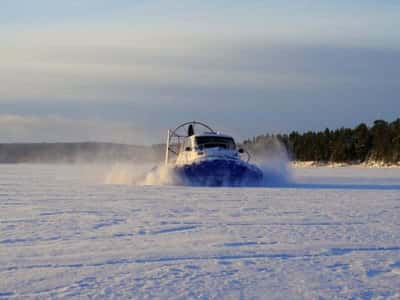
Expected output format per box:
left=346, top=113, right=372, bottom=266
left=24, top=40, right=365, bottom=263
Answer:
left=1, top=1, right=399, bottom=143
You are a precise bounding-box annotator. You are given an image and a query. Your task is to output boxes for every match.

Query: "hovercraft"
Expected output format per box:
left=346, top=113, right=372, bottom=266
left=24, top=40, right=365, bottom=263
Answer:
left=164, top=121, right=263, bottom=186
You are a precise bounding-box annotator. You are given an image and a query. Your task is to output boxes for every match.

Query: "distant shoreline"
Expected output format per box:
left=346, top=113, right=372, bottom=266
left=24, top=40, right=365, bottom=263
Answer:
left=0, top=142, right=164, bottom=164
left=292, top=161, right=400, bottom=168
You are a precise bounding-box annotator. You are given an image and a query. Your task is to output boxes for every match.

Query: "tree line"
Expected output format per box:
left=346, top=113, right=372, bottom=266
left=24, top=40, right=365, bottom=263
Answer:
left=243, top=119, right=400, bottom=163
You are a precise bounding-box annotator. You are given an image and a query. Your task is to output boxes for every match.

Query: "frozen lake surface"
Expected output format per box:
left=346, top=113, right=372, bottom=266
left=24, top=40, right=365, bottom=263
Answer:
left=1, top=164, right=400, bottom=299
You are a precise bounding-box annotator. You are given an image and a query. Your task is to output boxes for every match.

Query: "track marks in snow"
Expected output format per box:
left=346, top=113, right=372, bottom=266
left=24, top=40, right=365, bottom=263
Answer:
left=135, top=223, right=201, bottom=235
left=364, top=260, right=400, bottom=278
left=39, top=210, right=99, bottom=217
left=221, top=241, right=278, bottom=248
left=327, top=262, right=349, bottom=271
left=3, top=245, right=400, bottom=273
left=150, top=225, right=198, bottom=235
left=0, top=236, right=61, bottom=245
left=93, top=218, right=125, bottom=230
left=0, top=292, right=14, bottom=298
left=112, top=232, right=134, bottom=238
left=326, top=246, right=400, bottom=256
left=224, top=242, right=259, bottom=247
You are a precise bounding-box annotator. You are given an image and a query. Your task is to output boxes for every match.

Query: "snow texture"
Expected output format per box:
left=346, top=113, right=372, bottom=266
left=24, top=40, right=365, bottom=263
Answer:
left=1, top=164, right=400, bottom=299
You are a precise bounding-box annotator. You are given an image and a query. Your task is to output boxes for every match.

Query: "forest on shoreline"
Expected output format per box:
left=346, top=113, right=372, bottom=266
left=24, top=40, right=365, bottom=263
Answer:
left=244, top=118, right=400, bottom=164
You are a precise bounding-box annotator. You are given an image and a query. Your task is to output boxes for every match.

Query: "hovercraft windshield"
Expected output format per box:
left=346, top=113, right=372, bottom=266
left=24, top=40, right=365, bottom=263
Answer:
left=195, top=136, right=236, bottom=150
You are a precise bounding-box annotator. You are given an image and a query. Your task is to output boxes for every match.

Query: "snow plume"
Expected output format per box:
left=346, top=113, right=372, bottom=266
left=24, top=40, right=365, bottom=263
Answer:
left=105, top=137, right=292, bottom=187
left=104, top=164, right=150, bottom=185
left=247, top=137, right=293, bottom=186
left=137, top=165, right=183, bottom=186
left=104, top=163, right=182, bottom=186
left=104, top=164, right=137, bottom=185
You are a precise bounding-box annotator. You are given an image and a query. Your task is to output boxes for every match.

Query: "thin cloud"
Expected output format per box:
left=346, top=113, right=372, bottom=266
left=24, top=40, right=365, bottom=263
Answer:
left=3, top=34, right=388, bottom=102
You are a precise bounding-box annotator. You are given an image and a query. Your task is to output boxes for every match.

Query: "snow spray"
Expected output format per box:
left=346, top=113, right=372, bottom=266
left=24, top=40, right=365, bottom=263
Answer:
left=104, top=137, right=292, bottom=187
left=248, top=137, right=293, bottom=187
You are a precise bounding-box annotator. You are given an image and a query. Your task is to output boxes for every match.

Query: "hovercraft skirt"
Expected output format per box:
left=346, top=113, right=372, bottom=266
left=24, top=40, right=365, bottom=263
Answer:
left=175, top=159, right=263, bottom=186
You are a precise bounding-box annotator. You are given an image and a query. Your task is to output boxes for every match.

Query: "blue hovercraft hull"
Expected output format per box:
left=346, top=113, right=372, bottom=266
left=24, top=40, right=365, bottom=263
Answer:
left=175, top=158, right=263, bottom=186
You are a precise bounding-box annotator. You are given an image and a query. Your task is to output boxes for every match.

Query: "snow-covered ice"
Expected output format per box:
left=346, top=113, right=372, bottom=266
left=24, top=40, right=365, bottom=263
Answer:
left=1, top=164, right=400, bottom=299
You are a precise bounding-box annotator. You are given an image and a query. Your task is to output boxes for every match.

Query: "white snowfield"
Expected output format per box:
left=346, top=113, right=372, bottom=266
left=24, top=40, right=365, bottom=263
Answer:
left=1, top=164, right=400, bottom=299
